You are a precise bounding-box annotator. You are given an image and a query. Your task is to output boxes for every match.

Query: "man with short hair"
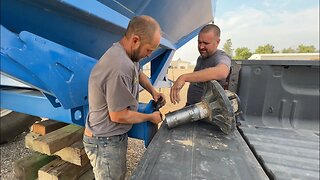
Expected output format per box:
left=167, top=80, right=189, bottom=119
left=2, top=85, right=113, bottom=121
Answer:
left=170, top=24, right=231, bottom=105
left=83, top=15, right=165, bottom=180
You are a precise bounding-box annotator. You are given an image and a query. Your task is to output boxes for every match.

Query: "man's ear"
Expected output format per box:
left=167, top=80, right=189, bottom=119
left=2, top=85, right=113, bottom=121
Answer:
left=132, top=35, right=141, bottom=49
left=217, top=38, right=221, bottom=44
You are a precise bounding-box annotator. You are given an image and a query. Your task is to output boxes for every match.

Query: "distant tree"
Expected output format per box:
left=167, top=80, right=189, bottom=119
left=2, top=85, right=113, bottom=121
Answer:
left=222, top=39, right=233, bottom=58
left=255, top=44, right=275, bottom=54
left=282, top=47, right=296, bottom=53
left=234, top=47, right=252, bottom=60
left=296, top=44, right=316, bottom=53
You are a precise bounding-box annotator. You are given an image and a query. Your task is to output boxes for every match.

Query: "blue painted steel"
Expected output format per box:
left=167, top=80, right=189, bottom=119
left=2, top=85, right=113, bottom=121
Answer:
left=0, top=0, right=215, bottom=144
left=150, top=50, right=175, bottom=86
left=1, top=26, right=49, bottom=92
left=1, top=89, right=78, bottom=124
left=1, top=26, right=96, bottom=109
left=128, top=102, right=158, bottom=147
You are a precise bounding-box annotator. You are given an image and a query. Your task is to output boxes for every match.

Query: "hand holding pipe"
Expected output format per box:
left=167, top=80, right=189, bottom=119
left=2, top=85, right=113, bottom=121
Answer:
left=164, top=80, right=239, bottom=134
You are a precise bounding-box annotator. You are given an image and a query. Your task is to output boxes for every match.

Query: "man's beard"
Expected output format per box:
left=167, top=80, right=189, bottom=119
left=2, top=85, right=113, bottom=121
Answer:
left=131, top=46, right=142, bottom=62
left=198, top=47, right=207, bottom=58
left=199, top=51, right=209, bottom=59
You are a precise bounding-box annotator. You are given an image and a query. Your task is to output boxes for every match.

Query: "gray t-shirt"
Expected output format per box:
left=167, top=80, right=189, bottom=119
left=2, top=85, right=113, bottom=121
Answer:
left=86, top=42, right=140, bottom=137
left=187, top=49, right=231, bottom=105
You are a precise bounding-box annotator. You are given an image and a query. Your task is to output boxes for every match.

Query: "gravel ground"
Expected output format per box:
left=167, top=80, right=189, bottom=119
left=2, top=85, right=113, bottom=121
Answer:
left=0, top=132, right=33, bottom=180
left=0, top=132, right=146, bottom=180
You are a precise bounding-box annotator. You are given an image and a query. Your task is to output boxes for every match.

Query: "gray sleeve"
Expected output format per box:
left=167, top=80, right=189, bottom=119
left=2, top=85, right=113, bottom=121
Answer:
left=218, top=53, right=232, bottom=69
left=105, top=72, right=137, bottom=112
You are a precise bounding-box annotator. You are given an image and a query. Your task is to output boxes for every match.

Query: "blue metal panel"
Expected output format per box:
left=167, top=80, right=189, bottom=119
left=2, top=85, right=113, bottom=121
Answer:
left=128, top=102, right=158, bottom=147
left=1, top=89, right=77, bottom=124
left=0, top=0, right=215, bottom=144
left=1, top=26, right=96, bottom=109
left=150, top=50, right=175, bottom=85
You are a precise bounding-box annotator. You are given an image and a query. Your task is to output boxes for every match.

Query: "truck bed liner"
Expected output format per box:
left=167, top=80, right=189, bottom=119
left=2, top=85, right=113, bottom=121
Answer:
left=239, top=122, right=319, bottom=180
left=131, top=121, right=268, bottom=180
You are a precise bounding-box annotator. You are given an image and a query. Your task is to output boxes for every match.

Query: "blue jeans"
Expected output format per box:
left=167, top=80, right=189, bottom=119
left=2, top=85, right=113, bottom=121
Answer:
left=83, top=133, right=128, bottom=180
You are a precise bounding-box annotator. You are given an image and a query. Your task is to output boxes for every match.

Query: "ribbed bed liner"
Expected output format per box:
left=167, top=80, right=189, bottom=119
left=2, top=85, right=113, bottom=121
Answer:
left=239, top=123, right=319, bottom=180
left=233, top=60, right=320, bottom=180
left=131, top=121, right=268, bottom=180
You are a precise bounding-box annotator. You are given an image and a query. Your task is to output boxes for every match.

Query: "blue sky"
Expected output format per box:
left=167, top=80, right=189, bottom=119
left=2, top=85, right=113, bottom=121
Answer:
left=173, top=0, right=319, bottom=63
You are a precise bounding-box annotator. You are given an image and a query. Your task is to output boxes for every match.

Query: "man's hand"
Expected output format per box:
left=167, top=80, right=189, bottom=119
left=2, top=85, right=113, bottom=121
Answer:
left=170, top=75, right=186, bottom=104
left=151, top=91, right=166, bottom=108
left=150, top=111, right=163, bottom=124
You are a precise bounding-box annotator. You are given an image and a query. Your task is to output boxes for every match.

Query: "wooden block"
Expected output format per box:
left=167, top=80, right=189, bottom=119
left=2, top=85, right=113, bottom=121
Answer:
left=38, top=158, right=91, bottom=180
left=13, top=152, right=57, bottom=180
left=33, top=124, right=84, bottom=155
left=31, top=120, right=67, bottom=136
left=25, top=132, right=40, bottom=149
left=55, top=141, right=89, bottom=166
left=77, top=169, right=94, bottom=180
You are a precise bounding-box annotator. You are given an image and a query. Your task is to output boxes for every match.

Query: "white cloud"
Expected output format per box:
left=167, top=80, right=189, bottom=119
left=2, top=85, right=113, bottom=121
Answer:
left=173, top=5, right=319, bottom=63
left=215, top=6, right=319, bottom=51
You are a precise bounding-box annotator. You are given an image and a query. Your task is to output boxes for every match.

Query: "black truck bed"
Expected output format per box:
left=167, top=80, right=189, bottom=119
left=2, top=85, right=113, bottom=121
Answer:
left=132, top=60, right=319, bottom=180
left=240, top=122, right=319, bottom=179
left=235, top=60, right=319, bottom=180
left=131, top=122, right=268, bottom=180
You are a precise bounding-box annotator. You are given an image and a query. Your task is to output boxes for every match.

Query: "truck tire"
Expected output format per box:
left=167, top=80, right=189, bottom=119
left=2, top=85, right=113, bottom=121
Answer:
left=0, top=109, right=40, bottom=144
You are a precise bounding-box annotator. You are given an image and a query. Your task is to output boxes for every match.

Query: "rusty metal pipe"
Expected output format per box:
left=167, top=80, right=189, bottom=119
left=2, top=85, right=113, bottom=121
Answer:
left=164, top=80, right=239, bottom=134
left=166, top=102, right=210, bottom=128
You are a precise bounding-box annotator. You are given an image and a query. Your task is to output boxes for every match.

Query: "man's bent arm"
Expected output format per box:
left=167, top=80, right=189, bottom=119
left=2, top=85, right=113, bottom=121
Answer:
left=139, top=72, right=158, bottom=95
left=139, top=72, right=166, bottom=107
left=170, top=63, right=229, bottom=104
left=109, top=109, right=161, bottom=124
left=180, top=64, right=229, bottom=83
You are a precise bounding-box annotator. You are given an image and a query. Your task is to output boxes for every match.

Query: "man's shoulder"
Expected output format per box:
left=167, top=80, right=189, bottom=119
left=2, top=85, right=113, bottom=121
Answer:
left=215, top=49, right=230, bottom=58
left=99, top=43, right=134, bottom=69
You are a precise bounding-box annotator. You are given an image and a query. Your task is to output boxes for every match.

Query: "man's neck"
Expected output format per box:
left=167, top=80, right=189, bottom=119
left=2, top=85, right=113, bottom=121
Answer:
left=119, top=37, right=132, bottom=58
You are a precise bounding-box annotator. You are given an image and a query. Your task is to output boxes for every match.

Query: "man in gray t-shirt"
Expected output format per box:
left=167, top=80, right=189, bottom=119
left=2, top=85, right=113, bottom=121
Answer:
left=170, top=24, right=231, bottom=105
left=84, top=15, right=166, bottom=180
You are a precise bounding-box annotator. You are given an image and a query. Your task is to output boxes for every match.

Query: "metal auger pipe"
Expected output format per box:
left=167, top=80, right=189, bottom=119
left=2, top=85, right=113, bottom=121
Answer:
left=165, top=102, right=210, bottom=129
left=164, top=80, right=240, bottom=134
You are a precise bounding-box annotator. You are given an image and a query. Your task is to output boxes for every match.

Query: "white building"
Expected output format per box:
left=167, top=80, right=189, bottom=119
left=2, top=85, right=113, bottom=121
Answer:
left=249, top=53, right=320, bottom=60
left=170, top=58, right=191, bottom=69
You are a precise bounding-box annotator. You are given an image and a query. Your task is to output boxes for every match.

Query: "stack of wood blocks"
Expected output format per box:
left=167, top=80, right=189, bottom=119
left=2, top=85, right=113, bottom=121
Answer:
left=13, top=120, right=94, bottom=180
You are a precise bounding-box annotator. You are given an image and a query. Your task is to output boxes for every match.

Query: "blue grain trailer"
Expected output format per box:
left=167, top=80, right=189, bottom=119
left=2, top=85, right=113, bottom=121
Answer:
left=1, top=0, right=215, bottom=145
left=1, top=1, right=319, bottom=179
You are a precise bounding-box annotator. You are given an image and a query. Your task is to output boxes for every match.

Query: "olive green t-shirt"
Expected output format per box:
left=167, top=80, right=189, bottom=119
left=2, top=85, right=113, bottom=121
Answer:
left=86, top=42, right=140, bottom=137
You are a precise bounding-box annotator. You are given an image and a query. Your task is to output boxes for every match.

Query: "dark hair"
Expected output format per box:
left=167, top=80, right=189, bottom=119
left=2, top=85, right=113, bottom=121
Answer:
left=125, top=15, right=161, bottom=43
left=199, top=24, right=220, bottom=37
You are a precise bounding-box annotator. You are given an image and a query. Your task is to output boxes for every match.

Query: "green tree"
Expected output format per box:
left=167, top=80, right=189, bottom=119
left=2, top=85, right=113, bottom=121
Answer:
left=296, top=44, right=316, bottom=53
left=255, top=44, right=275, bottom=54
left=282, top=47, right=296, bottom=53
left=234, top=47, right=252, bottom=60
left=223, top=39, right=233, bottom=58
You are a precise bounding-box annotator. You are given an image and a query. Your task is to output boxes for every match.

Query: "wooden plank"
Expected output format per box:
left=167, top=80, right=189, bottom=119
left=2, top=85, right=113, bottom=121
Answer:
left=55, top=141, right=89, bottom=166
left=33, top=124, right=84, bottom=155
left=25, top=132, right=40, bottom=149
left=13, top=152, right=57, bottom=180
left=77, top=169, right=94, bottom=180
left=26, top=132, right=88, bottom=166
left=31, top=120, right=67, bottom=136
left=38, top=158, right=91, bottom=180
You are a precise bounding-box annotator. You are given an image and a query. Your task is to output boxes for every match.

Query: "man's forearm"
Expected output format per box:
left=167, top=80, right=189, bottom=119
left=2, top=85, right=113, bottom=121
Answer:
left=182, top=65, right=229, bottom=83
left=109, top=109, right=154, bottom=124
left=139, top=72, right=156, bottom=95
